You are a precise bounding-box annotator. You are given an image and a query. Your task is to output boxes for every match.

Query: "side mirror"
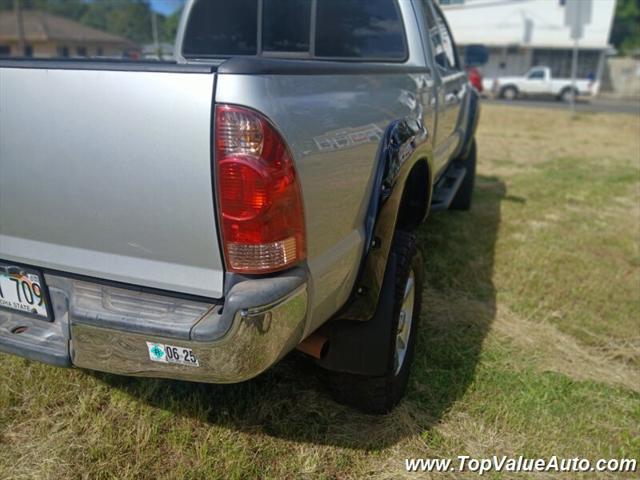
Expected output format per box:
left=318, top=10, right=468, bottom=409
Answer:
left=464, top=44, right=489, bottom=67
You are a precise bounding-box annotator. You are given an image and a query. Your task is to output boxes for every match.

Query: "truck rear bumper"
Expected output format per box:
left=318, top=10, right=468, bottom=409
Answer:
left=0, top=268, right=308, bottom=383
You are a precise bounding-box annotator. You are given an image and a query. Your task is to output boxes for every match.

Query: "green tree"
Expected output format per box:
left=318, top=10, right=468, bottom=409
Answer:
left=0, top=0, right=87, bottom=17
left=81, top=1, right=154, bottom=44
left=162, top=7, right=181, bottom=43
left=1, top=0, right=162, bottom=46
left=611, top=0, right=640, bottom=54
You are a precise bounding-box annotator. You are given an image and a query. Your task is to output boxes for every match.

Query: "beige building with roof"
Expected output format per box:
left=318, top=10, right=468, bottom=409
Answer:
left=0, top=10, right=134, bottom=58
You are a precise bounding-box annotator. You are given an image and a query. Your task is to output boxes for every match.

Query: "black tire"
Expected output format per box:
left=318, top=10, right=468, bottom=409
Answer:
left=559, top=87, right=578, bottom=103
left=323, top=231, right=424, bottom=414
left=449, top=139, right=477, bottom=211
left=500, top=86, right=518, bottom=100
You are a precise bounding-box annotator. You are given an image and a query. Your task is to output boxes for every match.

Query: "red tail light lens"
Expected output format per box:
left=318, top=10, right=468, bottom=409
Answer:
left=215, top=105, right=306, bottom=274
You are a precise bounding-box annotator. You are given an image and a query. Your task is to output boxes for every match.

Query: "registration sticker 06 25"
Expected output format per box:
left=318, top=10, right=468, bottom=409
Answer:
left=146, top=342, right=199, bottom=367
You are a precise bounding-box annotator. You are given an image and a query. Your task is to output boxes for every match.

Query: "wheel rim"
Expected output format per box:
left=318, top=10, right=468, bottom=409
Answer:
left=505, top=89, right=515, bottom=100
left=394, top=270, right=415, bottom=375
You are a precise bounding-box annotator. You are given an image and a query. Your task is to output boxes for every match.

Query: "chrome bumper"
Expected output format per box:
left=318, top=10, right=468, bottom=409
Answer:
left=0, top=269, right=308, bottom=383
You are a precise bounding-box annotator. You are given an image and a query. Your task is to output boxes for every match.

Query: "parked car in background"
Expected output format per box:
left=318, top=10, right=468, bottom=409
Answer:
left=466, top=66, right=483, bottom=93
left=0, top=0, right=479, bottom=414
left=495, top=66, right=594, bottom=102
left=462, top=44, right=488, bottom=95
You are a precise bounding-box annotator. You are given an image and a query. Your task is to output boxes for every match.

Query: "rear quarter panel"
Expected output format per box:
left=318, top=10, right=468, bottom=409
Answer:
left=216, top=71, right=432, bottom=332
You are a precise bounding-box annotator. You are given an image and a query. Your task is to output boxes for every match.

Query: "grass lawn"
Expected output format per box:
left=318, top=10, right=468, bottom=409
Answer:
left=1, top=105, right=638, bottom=479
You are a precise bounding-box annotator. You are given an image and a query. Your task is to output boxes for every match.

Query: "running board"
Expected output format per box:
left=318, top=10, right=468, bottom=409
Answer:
left=430, top=166, right=467, bottom=211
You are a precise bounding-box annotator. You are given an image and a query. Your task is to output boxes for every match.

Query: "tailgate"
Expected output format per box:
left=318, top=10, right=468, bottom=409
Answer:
left=0, top=66, right=223, bottom=299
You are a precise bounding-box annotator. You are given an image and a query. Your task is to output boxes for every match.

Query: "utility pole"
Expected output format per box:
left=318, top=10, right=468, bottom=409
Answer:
left=568, top=1, right=581, bottom=115
left=565, top=0, right=592, bottom=116
left=14, top=0, right=25, bottom=56
left=151, top=10, right=161, bottom=60
left=569, top=28, right=579, bottom=115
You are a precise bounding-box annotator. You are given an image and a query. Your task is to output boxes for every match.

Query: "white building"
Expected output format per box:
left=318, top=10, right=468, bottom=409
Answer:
left=439, top=0, right=616, bottom=90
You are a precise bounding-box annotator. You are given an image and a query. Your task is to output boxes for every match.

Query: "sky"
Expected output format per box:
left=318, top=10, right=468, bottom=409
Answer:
left=150, top=0, right=185, bottom=15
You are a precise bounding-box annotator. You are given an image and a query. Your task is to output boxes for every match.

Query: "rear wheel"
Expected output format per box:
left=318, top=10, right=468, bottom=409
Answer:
left=501, top=86, right=518, bottom=100
left=323, top=231, right=423, bottom=414
left=560, top=87, right=577, bottom=103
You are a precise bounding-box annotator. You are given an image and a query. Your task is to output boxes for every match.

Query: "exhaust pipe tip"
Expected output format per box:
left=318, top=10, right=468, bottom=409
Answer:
left=296, top=333, right=329, bottom=360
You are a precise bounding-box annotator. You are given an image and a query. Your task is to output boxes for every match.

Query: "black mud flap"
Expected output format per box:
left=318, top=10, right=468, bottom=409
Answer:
left=315, top=252, right=397, bottom=376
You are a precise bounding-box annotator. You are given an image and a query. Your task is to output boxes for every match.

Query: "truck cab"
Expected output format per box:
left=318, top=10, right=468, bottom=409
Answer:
left=521, top=67, right=553, bottom=94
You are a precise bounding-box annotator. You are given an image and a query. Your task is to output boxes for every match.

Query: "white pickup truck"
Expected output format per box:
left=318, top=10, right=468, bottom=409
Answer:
left=495, top=66, right=595, bottom=102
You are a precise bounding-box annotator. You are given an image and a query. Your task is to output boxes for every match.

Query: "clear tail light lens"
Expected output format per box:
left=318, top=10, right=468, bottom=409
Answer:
left=215, top=105, right=306, bottom=274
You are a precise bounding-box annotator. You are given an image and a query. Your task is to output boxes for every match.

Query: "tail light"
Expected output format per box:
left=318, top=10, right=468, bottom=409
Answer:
left=215, top=105, right=306, bottom=274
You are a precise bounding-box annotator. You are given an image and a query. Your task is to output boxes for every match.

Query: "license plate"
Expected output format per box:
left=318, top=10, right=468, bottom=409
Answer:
left=0, top=262, right=49, bottom=319
left=146, top=342, right=199, bottom=367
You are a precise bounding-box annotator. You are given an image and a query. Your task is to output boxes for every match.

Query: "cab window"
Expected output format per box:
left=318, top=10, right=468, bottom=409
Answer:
left=315, top=0, right=407, bottom=60
left=183, top=0, right=258, bottom=56
left=528, top=69, right=546, bottom=80
left=184, top=0, right=407, bottom=61
left=263, top=0, right=313, bottom=54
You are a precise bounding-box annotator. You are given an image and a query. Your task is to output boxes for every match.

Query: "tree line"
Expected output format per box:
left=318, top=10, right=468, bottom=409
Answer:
left=0, top=0, right=182, bottom=45
left=611, top=0, right=640, bottom=55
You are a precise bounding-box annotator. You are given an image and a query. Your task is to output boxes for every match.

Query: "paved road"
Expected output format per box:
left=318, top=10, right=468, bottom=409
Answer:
left=484, top=97, right=640, bottom=115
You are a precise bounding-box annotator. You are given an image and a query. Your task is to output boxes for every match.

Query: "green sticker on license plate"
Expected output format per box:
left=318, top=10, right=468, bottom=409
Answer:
left=146, top=342, right=199, bottom=367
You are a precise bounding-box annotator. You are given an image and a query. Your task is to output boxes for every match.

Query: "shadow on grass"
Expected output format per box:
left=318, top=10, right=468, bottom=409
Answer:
left=93, top=175, right=506, bottom=450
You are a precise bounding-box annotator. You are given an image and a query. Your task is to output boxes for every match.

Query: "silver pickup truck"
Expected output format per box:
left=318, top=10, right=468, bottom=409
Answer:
left=0, top=0, right=479, bottom=414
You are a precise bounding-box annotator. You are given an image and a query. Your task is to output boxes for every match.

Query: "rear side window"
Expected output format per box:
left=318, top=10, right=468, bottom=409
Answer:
left=183, top=0, right=407, bottom=62
left=263, top=0, right=313, bottom=53
left=315, top=0, right=406, bottom=60
left=183, top=0, right=258, bottom=56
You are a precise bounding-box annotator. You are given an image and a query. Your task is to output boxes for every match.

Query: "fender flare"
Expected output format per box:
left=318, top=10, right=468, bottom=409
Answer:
left=341, top=117, right=429, bottom=323
left=315, top=117, right=430, bottom=375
